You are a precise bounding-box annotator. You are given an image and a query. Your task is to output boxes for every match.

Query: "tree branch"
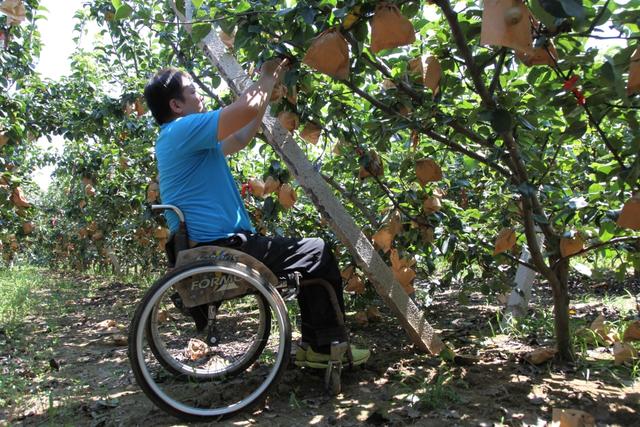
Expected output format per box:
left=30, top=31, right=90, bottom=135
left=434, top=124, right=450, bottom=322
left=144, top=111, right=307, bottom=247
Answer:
left=342, top=81, right=512, bottom=178
left=605, top=102, right=640, bottom=110
left=434, top=0, right=561, bottom=247
left=521, top=196, right=559, bottom=284
left=169, top=41, right=224, bottom=105
left=557, top=33, right=640, bottom=41
left=322, top=173, right=380, bottom=227
left=424, top=129, right=512, bottom=178
left=584, top=0, right=611, bottom=36
left=533, top=142, right=562, bottom=187
left=488, top=48, right=507, bottom=97
left=432, top=0, right=561, bottom=244
left=434, top=0, right=492, bottom=105
left=149, top=9, right=279, bottom=25
left=495, top=248, right=539, bottom=272
left=542, top=45, right=627, bottom=170
left=553, top=236, right=640, bottom=268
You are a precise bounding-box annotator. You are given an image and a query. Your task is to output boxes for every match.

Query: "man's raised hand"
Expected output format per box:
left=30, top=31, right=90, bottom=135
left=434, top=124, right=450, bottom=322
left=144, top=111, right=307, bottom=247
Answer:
left=260, top=58, right=289, bottom=83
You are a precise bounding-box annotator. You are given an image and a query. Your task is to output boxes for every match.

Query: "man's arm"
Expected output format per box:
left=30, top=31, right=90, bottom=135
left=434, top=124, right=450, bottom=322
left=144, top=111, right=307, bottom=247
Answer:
left=220, top=113, right=263, bottom=156
left=217, top=58, right=287, bottom=142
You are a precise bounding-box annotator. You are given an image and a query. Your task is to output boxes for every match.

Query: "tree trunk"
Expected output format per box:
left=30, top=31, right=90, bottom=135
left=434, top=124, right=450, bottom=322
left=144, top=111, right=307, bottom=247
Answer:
left=520, top=203, right=572, bottom=361
left=551, top=258, right=572, bottom=361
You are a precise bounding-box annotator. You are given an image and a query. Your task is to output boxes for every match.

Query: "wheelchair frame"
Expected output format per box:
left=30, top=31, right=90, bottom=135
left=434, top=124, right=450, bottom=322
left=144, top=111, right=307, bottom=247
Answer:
left=127, top=204, right=352, bottom=421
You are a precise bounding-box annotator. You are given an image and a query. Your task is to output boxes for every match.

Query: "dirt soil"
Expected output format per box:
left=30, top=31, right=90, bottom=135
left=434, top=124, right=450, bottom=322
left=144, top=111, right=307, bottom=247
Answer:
left=1, top=271, right=639, bottom=426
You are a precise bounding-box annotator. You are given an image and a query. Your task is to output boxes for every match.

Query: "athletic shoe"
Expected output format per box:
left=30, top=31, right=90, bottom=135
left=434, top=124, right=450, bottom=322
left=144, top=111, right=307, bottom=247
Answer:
left=294, top=345, right=370, bottom=368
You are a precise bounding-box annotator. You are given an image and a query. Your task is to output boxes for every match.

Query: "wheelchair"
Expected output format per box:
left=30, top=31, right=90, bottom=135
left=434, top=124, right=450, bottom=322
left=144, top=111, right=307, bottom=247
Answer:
left=128, top=205, right=353, bottom=422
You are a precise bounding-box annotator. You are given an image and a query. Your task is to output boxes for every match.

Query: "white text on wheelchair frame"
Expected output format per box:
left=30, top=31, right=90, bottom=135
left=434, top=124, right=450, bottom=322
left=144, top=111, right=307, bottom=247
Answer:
left=191, top=274, right=241, bottom=291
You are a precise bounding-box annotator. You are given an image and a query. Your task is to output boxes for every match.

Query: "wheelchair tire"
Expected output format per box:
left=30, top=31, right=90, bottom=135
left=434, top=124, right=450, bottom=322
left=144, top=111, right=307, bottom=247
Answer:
left=128, top=260, right=291, bottom=422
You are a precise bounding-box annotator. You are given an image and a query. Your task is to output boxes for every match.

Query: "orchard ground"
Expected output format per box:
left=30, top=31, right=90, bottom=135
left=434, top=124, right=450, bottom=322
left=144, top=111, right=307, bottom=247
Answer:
left=0, top=267, right=638, bottom=426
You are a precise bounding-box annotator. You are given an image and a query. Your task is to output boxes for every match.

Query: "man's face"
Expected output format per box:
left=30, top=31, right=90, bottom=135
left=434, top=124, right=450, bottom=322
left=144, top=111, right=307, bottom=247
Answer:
left=173, top=75, right=204, bottom=116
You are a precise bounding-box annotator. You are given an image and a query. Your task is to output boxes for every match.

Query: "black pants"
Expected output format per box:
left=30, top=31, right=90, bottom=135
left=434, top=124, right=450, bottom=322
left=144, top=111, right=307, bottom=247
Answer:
left=201, top=234, right=347, bottom=352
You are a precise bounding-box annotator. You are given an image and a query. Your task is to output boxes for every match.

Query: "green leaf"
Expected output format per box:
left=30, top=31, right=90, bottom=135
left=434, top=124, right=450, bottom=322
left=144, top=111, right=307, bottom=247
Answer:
left=191, top=23, right=212, bottom=44
left=490, top=109, right=512, bottom=133
left=587, top=183, right=603, bottom=195
left=114, top=4, right=133, bottom=20
left=111, top=0, right=122, bottom=9
left=175, top=0, right=185, bottom=15
left=538, top=0, right=570, bottom=18
left=236, top=0, right=251, bottom=13
left=559, top=0, right=584, bottom=19
left=516, top=115, right=536, bottom=131
left=298, top=6, right=316, bottom=25
left=563, top=120, right=587, bottom=140
left=530, top=0, right=557, bottom=27
left=192, top=0, right=204, bottom=9
left=401, top=2, right=420, bottom=19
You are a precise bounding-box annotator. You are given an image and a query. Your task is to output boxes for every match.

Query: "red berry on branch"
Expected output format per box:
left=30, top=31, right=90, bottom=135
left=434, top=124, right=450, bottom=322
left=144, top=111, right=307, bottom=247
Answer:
left=562, top=75, right=579, bottom=91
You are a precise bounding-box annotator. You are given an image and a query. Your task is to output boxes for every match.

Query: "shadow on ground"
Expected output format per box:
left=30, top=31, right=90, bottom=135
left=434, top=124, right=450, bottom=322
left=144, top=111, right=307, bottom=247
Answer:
left=1, top=271, right=638, bottom=426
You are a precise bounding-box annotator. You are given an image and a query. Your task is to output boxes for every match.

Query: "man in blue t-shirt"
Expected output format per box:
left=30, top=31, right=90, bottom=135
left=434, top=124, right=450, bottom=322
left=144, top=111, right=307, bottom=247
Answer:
left=143, top=59, right=369, bottom=366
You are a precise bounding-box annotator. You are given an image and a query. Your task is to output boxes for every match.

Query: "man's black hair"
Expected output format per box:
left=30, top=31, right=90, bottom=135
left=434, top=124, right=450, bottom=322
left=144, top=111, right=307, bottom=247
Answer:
left=144, top=68, right=187, bottom=125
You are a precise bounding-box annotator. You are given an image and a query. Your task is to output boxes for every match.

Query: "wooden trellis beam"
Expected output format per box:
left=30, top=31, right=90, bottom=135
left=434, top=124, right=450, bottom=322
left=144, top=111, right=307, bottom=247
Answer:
left=170, top=1, right=445, bottom=355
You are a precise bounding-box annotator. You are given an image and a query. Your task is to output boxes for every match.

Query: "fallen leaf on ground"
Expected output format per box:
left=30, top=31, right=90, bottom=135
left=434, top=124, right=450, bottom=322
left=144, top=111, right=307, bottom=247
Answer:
left=345, top=275, right=365, bottom=294
left=551, top=408, right=595, bottom=427
left=623, top=320, right=640, bottom=342
left=340, top=265, right=355, bottom=280
left=497, top=292, right=509, bottom=305
left=188, top=338, right=208, bottom=361
left=589, top=314, right=619, bottom=345
left=103, top=334, right=127, bottom=347
left=523, top=347, right=556, bottom=365
left=366, top=306, right=382, bottom=322
left=96, top=319, right=116, bottom=329
left=354, top=311, right=368, bottom=327
left=156, top=309, right=170, bottom=323
left=613, top=342, right=637, bottom=365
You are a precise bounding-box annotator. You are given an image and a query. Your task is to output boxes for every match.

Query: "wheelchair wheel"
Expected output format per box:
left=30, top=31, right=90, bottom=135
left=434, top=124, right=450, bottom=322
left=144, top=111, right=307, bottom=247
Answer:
left=129, top=261, right=291, bottom=422
left=146, top=291, right=271, bottom=379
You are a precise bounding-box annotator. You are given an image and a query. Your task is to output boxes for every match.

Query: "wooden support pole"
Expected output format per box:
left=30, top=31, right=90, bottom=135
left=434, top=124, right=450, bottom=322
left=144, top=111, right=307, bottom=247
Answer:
left=170, top=1, right=444, bottom=355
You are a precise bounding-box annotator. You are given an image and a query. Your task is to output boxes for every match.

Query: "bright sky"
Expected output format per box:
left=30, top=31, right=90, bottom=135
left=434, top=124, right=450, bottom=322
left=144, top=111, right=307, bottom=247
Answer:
left=32, top=0, right=96, bottom=190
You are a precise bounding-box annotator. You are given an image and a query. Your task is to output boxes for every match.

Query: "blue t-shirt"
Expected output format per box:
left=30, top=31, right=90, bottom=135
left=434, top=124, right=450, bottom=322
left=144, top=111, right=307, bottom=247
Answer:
left=155, top=109, right=255, bottom=242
